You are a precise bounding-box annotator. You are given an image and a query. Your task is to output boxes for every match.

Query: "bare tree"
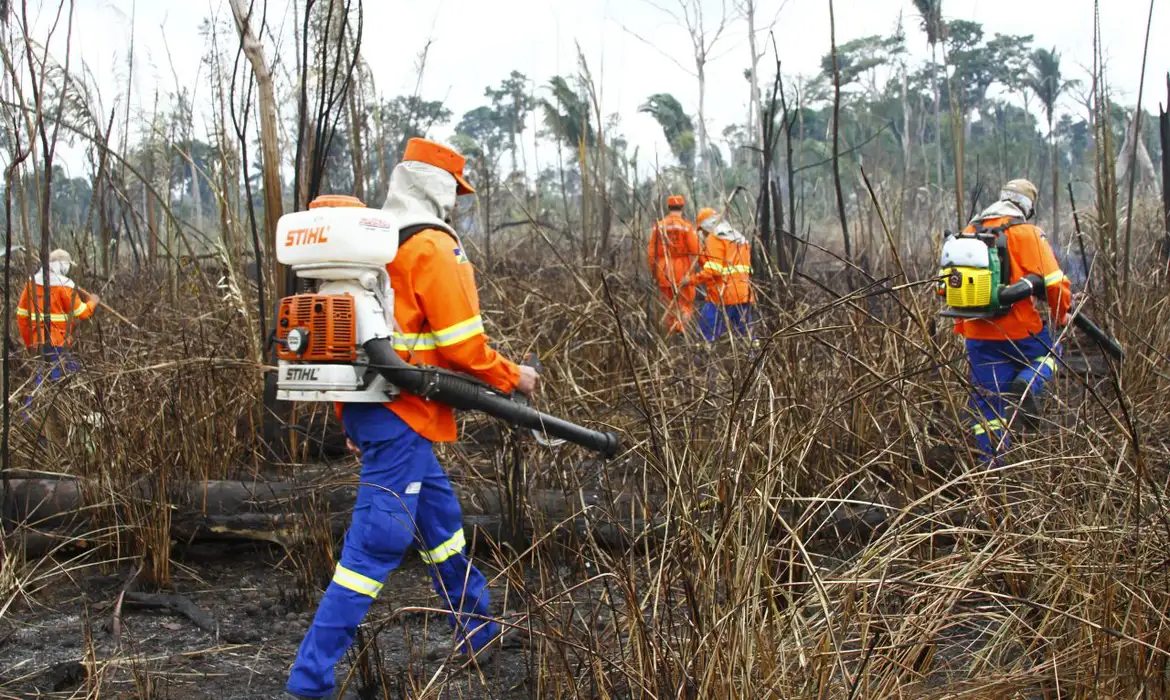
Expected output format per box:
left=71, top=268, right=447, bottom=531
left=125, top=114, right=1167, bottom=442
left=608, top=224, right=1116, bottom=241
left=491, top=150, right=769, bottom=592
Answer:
left=735, top=0, right=785, bottom=167
left=828, top=0, right=851, bottom=272
left=20, top=0, right=76, bottom=352
left=632, top=0, right=730, bottom=193
left=229, top=0, right=285, bottom=299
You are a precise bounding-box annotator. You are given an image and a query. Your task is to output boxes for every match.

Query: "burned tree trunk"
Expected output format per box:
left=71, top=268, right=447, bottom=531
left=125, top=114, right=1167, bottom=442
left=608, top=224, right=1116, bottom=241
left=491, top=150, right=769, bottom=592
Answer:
left=229, top=0, right=286, bottom=300
left=3, top=475, right=969, bottom=561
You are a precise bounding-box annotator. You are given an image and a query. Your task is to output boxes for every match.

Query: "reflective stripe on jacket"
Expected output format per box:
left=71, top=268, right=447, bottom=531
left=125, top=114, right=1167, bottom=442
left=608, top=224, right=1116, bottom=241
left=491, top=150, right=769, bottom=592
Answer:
left=16, top=282, right=96, bottom=347
left=688, top=234, right=755, bottom=306
left=355, top=229, right=519, bottom=443
left=647, top=213, right=700, bottom=288
left=955, top=216, right=1072, bottom=341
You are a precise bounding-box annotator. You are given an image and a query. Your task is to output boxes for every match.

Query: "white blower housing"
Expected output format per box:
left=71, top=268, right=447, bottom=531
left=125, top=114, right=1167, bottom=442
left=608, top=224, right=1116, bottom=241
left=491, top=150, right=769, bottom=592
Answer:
left=273, top=196, right=401, bottom=403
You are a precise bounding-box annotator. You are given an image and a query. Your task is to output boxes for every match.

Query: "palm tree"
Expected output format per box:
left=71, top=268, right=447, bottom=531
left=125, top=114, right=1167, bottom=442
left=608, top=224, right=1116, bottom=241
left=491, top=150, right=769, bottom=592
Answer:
left=539, top=76, right=594, bottom=151
left=911, top=0, right=945, bottom=205
left=1026, top=47, right=1079, bottom=247
left=638, top=93, right=696, bottom=175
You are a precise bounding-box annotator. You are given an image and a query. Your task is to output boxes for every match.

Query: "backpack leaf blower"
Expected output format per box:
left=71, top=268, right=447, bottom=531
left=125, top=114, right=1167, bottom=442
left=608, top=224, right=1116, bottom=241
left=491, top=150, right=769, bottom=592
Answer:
left=271, top=195, right=619, bottom=457
left=937, top=230, right=1124, bottom=361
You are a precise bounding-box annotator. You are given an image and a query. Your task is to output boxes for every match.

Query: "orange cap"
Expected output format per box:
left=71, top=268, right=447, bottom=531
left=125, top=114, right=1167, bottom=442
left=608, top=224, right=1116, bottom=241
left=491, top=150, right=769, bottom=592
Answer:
left=696, top=207, right=718, bottom=228
left=309, top=194, right=366, bottom=209
left=402, top=138, right=476, bottom=195
left=667, top=194, right=685, bottom=209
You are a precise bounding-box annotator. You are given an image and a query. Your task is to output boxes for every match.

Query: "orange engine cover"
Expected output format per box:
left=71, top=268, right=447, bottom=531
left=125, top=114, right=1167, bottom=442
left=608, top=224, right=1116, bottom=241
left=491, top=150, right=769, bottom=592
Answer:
left=276, top=294, right=357, bottom=362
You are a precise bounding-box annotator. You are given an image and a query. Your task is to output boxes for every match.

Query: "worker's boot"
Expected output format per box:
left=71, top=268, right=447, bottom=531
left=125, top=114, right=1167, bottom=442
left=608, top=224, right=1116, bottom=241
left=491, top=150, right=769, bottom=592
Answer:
left=1009, top=377, right=1043, bottom=430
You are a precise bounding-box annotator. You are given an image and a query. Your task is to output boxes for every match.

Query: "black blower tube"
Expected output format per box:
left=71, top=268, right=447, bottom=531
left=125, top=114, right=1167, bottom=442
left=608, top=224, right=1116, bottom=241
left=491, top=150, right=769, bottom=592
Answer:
left=364, top=338, right=619, bottom=457
left=1000, top=275, right=1125, bottom=361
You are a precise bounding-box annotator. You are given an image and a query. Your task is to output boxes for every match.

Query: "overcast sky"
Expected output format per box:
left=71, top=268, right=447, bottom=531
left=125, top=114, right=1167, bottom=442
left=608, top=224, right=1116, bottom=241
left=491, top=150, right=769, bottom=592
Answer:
left=32, top=0, right=1170, bottom=179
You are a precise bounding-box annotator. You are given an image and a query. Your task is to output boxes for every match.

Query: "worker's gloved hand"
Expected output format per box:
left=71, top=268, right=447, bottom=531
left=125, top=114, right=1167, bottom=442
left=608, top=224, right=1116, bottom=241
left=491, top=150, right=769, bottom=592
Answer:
left=517, top=365, right=540, bottom=397
left=89, top=293, right=101, bottom=306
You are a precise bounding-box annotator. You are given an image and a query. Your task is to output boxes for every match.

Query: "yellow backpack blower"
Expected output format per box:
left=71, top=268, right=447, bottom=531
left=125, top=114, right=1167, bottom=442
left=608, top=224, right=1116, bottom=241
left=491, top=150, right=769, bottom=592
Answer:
left=937, top=224, right=1124, bottom=361
left=271, top=195, right=619, bottom=456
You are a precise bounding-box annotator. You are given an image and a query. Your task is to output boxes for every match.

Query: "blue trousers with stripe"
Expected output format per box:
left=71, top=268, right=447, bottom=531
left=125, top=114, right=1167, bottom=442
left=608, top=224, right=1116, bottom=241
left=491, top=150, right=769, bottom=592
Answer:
left=287, top=405, right=497, bottom=698
left=966, top=328, right=1059, bottom=459
left=697, top=302, right=755, bottom=343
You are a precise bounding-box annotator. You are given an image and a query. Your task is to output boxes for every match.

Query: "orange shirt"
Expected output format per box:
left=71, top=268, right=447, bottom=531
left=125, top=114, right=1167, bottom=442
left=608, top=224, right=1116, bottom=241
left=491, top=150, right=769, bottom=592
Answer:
left=16, top=281, right=97, bottom=347
left=688, top=234, right=755, bottom=305
left=342, top=229, right=520, bottom=443
left=647, top=212, right=700, bottom=288
left=954, top=216, right=1072, bottom=341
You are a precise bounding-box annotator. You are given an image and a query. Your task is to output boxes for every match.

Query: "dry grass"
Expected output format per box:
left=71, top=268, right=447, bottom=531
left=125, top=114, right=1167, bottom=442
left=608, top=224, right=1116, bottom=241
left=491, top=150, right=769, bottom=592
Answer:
left=1, top=220, right=1167, bottom=698
left=4, top=215, right=1170, bottom=698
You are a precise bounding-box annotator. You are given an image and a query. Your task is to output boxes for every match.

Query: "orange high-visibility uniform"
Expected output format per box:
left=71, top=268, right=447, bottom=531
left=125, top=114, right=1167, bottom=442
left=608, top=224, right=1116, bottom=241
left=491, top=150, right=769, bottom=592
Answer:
left=16, top=281, right=97, bottom=347
left=647, top=212, right=700, bottom=332
left=346, top=230, right=520, bottom=444
left=687, top=234, right=755, bottom=306
left=954, top=216, right=1071, bottom=341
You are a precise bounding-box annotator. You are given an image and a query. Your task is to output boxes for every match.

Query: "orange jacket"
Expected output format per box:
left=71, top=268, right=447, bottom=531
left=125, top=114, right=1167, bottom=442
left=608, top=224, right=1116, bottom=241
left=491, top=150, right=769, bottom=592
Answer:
left=647, top=212, right=700, bottom=288
left=954, top=216, right=1071, bottom=341
left=688, top=234, right=755, bottom=306
left=16, top=280, right=97, bottom=347
left=340, top=229, right=520, bottom=443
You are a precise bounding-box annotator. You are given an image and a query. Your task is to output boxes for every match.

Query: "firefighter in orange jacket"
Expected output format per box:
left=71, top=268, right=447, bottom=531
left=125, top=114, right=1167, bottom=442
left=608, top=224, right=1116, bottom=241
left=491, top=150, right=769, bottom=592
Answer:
left=287, top=139, right=538, bottom=699
left=16, top=249, right=99, bottom=386
left=685, top=208, right=756, bottom=344
left=956, top=179, right=1071, bottom=458
left=647, top=195, right=701, bottom=334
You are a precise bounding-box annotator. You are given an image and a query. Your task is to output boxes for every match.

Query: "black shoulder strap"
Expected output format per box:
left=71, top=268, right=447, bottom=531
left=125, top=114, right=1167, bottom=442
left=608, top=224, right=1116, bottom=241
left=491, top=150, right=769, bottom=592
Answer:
left=973, top=216, right=1026, bottom=236
left=398, top=224, right=459, bottom=248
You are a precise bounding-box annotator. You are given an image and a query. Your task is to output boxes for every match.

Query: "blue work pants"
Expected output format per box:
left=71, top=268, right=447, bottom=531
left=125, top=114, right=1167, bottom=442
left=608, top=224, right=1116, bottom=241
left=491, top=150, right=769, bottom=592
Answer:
left=697, top=302, right=755, bottom=344
left=966, top=328, right=1060, bottom=459
left=287, top=405, right=497, bottom=698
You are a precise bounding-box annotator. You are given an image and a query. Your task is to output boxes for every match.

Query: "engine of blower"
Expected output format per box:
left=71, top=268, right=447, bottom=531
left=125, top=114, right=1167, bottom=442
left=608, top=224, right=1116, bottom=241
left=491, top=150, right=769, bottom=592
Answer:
left=274, top=194, right=399, bottom=403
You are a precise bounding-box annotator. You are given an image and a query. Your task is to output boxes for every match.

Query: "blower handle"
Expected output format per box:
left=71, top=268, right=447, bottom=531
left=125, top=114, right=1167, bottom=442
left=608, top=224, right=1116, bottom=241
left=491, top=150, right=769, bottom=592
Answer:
left=363, top=339, right=619, bottom=456
left=998, top=274, right=1124, bottom=361
left=1071, top=313, right=1125, bottom=362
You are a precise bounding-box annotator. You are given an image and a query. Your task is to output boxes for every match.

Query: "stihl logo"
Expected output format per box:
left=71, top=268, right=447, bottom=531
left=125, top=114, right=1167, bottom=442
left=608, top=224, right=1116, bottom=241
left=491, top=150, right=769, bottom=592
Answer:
left=286, top=367, right=320, bottom=382
left=285, top=226, right=330, bottom=246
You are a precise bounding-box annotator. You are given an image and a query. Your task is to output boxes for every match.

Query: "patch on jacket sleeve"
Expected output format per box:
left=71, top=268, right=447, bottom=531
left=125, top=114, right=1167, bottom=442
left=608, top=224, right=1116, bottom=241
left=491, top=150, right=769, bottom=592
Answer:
left=452, top=246, right=469, bottom=264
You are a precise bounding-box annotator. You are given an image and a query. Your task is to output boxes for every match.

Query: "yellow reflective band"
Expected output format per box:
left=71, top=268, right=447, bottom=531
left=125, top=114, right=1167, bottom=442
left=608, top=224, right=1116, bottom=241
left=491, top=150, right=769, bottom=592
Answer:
left=392, top=333, right=438, bottom=352
left=419, top=528, right=466, bottom=565
left=73, top=301, right=88, bottom=315
left=15, top=308, right=29, bottom=317
left=432, top=315, right=485, bottom=347
left=972, top=419, right=1004, bottom=436
left=703, top=263, right=752, bottom=275
left=332, top=565, right=383, bottom=598
left=1044, top=271, right=1068, bottom=286
left=20, top=312, right=75, bottom=322
left=1035, top=356, right=1058, bottom=372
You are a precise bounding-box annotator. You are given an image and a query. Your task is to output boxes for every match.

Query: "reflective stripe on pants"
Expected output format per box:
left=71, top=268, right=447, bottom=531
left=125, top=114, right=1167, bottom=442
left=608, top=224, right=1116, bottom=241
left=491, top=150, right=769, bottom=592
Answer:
left=287, top=406, right=497, bottom=698
left=966, top=328, right=1059, bottom=459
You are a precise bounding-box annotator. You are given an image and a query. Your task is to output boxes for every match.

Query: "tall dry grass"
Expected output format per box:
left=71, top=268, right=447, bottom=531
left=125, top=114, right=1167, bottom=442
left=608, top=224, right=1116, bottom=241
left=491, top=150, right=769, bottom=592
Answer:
left=438, top=226, right=1170, bottom=697
left=4, top=212, right=1169, bottom=696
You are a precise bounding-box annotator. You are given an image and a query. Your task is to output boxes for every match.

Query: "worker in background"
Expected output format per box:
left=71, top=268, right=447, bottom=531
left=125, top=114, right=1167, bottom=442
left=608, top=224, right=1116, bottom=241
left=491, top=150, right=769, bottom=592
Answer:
left=956, top=179, right=1071, bottom=460
left=16, top=249, right=99, bottom=387
left=647, top=194, right=701, bottom=334
left=684, top=208, right=756, bottom=345
left=286, top=139, right=539, bottom=699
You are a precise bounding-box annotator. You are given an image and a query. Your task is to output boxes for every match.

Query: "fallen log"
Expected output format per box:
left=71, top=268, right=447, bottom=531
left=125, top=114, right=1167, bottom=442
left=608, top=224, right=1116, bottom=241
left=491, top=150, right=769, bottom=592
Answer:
left=2, top=477, right=974, bottom=559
